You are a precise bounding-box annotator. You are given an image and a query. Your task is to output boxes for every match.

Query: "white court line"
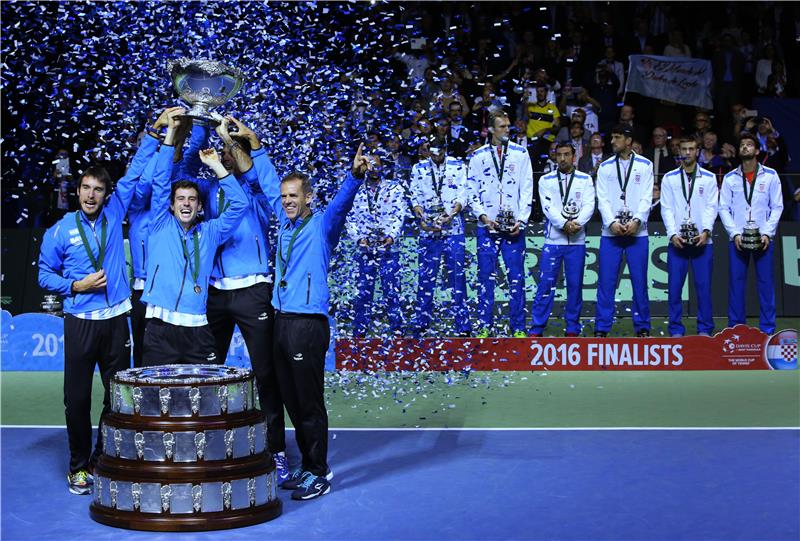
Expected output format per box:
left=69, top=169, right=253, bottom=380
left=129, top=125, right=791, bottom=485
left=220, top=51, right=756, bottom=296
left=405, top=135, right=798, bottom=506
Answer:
left=1, top=425, right=798, bottom=431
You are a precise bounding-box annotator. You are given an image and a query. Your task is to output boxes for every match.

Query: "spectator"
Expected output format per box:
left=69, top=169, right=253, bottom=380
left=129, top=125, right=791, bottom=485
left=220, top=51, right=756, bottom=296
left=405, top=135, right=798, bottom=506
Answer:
left=559, top=87, right=601, bottom=136
left=556, top=109, right=592, bottom=145
left=618, top=105, right=647, bottom=145
left=689, top=111, right=713, bottom=140
left=525, top=83, right=561, bottom=157
left=590, top=66, right=621, bottom=134
left=712, top=34, right=745, bottom=119
left=755, top=43, right=778, bottom=94
left=566, top=121, right=589, bottom=164
left=432, top=75, right=470, bottom=117
left=644, top=127, right=678, bottom=183
left=663, top=30, right=692, bottom=57
left=765, top=60, right=787, bottom=98
left=578, top=132, right=609, bottom=177
left=595, top=47, right=625, bottom=97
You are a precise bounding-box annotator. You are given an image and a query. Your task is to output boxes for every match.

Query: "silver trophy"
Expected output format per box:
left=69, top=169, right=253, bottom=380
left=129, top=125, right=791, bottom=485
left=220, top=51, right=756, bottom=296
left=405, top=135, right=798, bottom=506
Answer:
left=615, top=201, right=633, bottom=226
left=741, top=219, right=762, bottom=250
left=41, top=294, right=62, bottom=315
left=561, top=200, right=580, bottom=221
left=367, top=226, right=386, bottom=247
left=679, top=216, right=699, bottom=245
left=425, top=202, right=449, bottom=237
left=168, top=58, right=245, bottom=126
left=496, top=205, right=517, bottom=232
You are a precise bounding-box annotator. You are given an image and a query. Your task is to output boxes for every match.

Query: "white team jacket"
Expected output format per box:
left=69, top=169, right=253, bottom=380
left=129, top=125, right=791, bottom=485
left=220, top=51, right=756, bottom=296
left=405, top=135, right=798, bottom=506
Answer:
left=719, top=164, right=783, bottom=240
left=409, top=158, right=467, bottom=237
left=660, top=165, right=719, bottom=243
left=538, top=168, right=596, bottom=245
left=467, top=142, right=534, bottom=226
left=596, top=153, right=654, bottom=237
left=345, top=178, right=407, bottom=242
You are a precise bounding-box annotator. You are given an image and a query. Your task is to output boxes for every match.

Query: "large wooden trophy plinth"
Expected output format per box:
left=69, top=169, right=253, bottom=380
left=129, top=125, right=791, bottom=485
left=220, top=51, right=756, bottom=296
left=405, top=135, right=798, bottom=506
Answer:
left=89, top=365, right=282, bottom=531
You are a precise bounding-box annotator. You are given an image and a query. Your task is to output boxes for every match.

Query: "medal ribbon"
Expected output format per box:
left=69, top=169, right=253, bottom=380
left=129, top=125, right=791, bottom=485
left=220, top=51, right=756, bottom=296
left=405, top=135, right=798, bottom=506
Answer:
left=557, top=170, right=575, bottom=208
left=742, top=163, right=759, bottom=207
left=277, top=215, right=312, bottom=284
left=615, top=152, right=635, bottom=203
left=75, top=211, right=107, bottom=272
left=180, top=229, right=200, bottom=286
left=217, top=188, right=230, bottom=217
left=489, top=144, right=507, bottom=185
left=679, top=167, right=697, bottom=205
left=365, top=183, right=381, bottom=216
left=429, top=159, right=445, bottom=201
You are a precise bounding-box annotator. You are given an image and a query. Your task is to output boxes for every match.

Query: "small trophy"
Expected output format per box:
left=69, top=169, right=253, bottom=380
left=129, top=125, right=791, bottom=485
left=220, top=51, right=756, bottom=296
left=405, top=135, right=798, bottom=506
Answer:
left=368, top=226, right=386, bottom=247
left=741, top=219, right=762, bottom=250
left=496, top=205, right=517, bottom=232
left=425, top=203, right=449, bottom=237
left=168, top=58, right=245, bottom=126
left=561, top=200, right=580, bottom=221
left=679, top=216, right=699, bottom=245
left=40, top=294, right=62, bottom=315
left=615, top=201, right=633, bottom=226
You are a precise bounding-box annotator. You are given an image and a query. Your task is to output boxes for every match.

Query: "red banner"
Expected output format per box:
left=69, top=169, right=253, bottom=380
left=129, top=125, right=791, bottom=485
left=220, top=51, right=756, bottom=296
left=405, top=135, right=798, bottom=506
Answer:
left=336, top=325, right=798, bottom=371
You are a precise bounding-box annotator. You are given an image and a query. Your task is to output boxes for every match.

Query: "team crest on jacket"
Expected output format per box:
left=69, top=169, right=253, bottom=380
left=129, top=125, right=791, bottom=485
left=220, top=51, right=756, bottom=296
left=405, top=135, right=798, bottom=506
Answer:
left=575, top=191, right=582, bottom=200
left=508, top=163, right=516, bottom=174
left=699, top=186, right=704, bottom=195
left=758, top=183, right=765, bottom=192
left=634, top=173, right=641, bottom=184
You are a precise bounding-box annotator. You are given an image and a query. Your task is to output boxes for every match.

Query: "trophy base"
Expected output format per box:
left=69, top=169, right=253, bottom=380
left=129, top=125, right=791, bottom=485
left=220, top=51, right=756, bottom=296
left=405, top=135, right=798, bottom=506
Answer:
left=181, top=104, right=220, bottom=127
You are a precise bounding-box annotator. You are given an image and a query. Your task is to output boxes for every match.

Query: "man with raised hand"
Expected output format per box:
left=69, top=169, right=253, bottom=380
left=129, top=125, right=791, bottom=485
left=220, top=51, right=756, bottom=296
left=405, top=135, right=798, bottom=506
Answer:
left=409, top=141, right=470, bottom=337
left=38, top=108, right=161, bottom=495
left=259, top=143, right=369, bottom=501
left=719, top=132, right=783, bottom=333
left=345, top=152, right=407, bottom=338
left=660, top=137, right=719, bottom=337
left=530, top=142, right=595, bottom=337
left=468, top=109, right=534, bottom=338
left=594, top=124, right=655, bottom=338
left=140, top=108, right=247, bottom=365
left=204, top=115, right=290, bottom=484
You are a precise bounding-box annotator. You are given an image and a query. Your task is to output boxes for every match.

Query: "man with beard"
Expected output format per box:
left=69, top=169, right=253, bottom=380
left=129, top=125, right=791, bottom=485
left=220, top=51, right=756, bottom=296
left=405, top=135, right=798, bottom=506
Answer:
left=719, top=132, right=783, bottom=333
left=660, top=137, right=719, bottom=337
left=530, top=143, right=595, bottom=337
left=594, top=125, right=655, bottom=337
left=409, top=141, right=470, bottom=337
left=38, top=107, right=161, bottom=494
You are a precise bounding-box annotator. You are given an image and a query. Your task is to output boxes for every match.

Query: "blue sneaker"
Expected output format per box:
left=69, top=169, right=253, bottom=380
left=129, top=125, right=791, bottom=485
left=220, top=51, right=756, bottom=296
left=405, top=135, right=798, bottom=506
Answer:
left=280, top=468, right=308, bottom=490
left=291, top=474, right=331, bottom=501
left=67, top=470, right=92, bottom=495
left=273, top=452, right=289, bottom=484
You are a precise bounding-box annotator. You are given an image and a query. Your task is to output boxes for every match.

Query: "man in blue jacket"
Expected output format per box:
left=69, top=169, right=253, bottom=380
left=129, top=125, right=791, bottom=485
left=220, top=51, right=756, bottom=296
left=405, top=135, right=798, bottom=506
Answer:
left=259, top=143, right=369, bottom=501
left=127, top=119, right=196, bottom=367
left=140, top=108, right=248, bottom=364
left=38, top=108, right=162, bottom=495
left=203, top=115, right=290, bottom=483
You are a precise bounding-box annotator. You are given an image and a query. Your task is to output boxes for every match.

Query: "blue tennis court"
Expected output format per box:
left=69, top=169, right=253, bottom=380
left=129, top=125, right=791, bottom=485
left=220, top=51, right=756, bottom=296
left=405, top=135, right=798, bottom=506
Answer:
left=2, top=426, right=797, bottom=541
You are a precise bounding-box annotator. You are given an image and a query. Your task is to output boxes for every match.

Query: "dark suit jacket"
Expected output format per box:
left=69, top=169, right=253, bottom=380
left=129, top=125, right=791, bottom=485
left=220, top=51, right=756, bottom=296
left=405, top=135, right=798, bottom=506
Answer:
left=643, top=147, right=678, bottom=181
left=578, top=152, right=610, bottom=176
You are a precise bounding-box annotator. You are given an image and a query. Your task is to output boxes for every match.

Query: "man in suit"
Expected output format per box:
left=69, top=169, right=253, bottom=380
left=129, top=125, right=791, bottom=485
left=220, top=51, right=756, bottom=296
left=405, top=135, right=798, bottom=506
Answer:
left=577, top=133, right=609, bottom=177
left=644, top=127, right=678, bottom=184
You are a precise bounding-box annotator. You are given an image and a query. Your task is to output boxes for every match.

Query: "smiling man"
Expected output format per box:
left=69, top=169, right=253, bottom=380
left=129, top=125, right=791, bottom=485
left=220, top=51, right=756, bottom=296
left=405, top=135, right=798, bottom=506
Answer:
left=140, top=107, right=247, bottom=365
left=258, top=143, right=368, bottom=501
left=38, top=109, right=160, bottom=495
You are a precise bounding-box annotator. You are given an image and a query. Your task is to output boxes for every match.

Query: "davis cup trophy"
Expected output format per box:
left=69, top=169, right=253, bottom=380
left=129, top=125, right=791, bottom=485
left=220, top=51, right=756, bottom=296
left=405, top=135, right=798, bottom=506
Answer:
left=615, top=200, right=633, bottom=226
left=425, top=202, right=449, bottom=238
left=561, top=200, right=580, bottom=222
left=679, top=204, right=699, bottom=245
left=496, top=205, right=517, bottom=232
left=168, top=58, right=245, bottom=126
left=741, top=217, right=762, bottom=250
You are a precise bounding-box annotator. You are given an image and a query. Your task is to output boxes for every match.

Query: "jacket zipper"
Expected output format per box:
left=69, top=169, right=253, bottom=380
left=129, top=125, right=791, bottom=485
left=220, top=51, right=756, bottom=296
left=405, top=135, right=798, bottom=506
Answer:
left=306, top=273, right=311, bottom=304
left=255, top=236, right=262, bottom=264
left=148, top=265, right=160, bottom=294
left=175, top=259, right=188, bottom=311
left=141, top=240, right=146, bottom=269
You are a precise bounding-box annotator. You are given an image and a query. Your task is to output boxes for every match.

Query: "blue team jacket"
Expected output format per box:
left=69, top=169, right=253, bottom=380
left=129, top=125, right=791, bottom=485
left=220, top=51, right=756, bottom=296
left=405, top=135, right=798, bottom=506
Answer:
left=140, top=144, right=247, bottom=315
left=128, top=124, right=209, bottom=280
left=200, top=147, right=273, bottom=281
left=38, top=134, right=159, bottom=313
left=256, top=154, right=363, bottom=315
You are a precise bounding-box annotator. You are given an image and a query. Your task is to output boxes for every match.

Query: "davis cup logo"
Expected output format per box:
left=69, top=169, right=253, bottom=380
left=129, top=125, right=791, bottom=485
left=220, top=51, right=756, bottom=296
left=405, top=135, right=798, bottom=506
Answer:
left=765, top=329, right=798, bottom=370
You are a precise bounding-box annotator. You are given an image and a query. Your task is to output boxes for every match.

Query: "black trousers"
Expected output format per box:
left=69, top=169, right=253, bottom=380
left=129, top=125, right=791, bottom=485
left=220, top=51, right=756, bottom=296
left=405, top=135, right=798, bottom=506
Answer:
left=130, top=288, right=147, bottom=368
left=63, top=313, right=130, bottom=473
left=207, top=283, right=285, bottom=453
left=273, top=312, right=330, bottom=477
left=142, top=318, right=216, bottom=365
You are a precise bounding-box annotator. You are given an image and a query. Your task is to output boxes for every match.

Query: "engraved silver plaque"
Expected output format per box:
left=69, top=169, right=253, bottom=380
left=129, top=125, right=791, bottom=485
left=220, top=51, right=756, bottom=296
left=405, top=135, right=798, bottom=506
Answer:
left=170, top=483, right=194, bottom=514
left=174, top=432, right=197, bottom=462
